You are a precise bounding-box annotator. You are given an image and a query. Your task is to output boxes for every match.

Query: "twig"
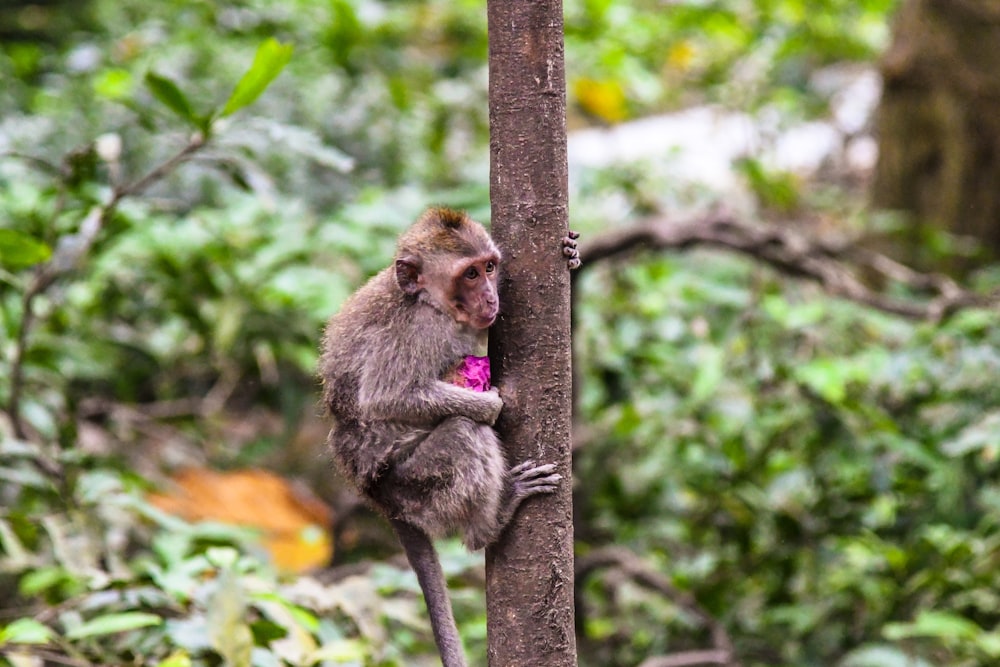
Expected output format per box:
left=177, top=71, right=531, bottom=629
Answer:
left=576, top=546, right=739, bottom=667
left=0, top=151, right=64, bottom=176
left=5, top=134, right=208, bottom=439
left=0, top=646, right=95, bottom=667
left=638, top=650, right=733, bottom=667
left=110, top=132, right=205, bottom=202
left=577, top=213, right=1000, bottom=321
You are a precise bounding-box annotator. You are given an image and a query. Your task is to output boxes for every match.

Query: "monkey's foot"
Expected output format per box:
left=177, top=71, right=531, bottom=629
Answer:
left=473, top=461, right=563, bottom=549
left=509, top=460, right=561, bottom=499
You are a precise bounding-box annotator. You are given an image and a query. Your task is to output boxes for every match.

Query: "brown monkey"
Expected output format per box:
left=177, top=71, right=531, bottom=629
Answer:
left=319, top=208, right=578, bottom=667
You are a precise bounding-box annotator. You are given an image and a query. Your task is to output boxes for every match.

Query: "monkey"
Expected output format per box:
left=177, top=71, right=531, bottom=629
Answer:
left=319, top=208, right=580, bottom=667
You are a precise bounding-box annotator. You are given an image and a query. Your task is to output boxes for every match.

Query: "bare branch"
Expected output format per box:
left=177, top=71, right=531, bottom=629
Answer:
left=5, top=133, right=209, bottom=439
left=638, top=650, right=733, bottom=667
left=576, top=546, right=739, bottom=667
left=0, top=151, right=64, bottom=176
left=578, top=213, right=1000, bottom=321
left=111, top=132, right=206, bottom=202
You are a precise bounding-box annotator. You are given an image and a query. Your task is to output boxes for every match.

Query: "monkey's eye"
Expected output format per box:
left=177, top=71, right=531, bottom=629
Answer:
left=485, top=261, right=496, bottom=273
left=464, top=266, right=479, bottom=280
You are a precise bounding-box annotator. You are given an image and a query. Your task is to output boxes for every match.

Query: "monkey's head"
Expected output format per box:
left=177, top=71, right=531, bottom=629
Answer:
left=395, top=208, right=501, bottom=330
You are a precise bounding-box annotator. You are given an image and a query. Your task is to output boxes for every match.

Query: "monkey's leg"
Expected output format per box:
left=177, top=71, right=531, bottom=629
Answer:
left=388, top=416, right=506, bottom=540
left=390, top=519, right=468, bottom=667
left=465, top=460, right=561, bottom=550
left=385, top=417, right=561, bottom=550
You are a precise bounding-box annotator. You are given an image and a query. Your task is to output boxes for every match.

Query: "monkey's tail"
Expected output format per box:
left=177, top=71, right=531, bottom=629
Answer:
left=390, top=519, right=469, bottom=667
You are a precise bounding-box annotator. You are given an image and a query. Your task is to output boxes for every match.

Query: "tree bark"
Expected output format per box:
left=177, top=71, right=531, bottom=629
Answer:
left=485, top=0, right=577, bottom=665
left=872, top=0, right=1000, bottom=260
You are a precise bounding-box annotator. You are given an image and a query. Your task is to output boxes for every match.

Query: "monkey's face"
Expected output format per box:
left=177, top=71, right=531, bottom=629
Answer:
left=448, top=253, right=500, bottom=329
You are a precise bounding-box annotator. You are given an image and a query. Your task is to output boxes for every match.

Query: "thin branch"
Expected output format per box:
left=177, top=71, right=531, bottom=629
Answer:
left=0, top=646, right=95, bottom=667
left=638, top=650, right=733, bottom=667
left=578, top=213, right=1000, bottom=321
left=576, top=546, right=739, bottom=667
left=111, top=132, right=205, bottom=202
left=5, top=133, right=208, bottom=439
left=0, top=151, right=64, bottom=176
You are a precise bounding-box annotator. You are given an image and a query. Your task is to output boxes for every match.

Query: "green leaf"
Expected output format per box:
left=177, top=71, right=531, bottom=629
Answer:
left=145, top=72, right=197, bottom=125
left=94, top=68, right=135, bottom=100
left=0, top=618, right=55, bottom=645
left=0, top=518, right=30, bottom=568
left=838, top=644, right=932, bottom=667
left=18, top=566, right=70, bottom=596
left=65, top=612, right=163, bottom=639
left=157, top=652, right=193, bottom=667
left=883, top=610, right=981, bottom=642
left=207, top=570, right=253, bottom=667
left=980, top=632, right=1000, bottom=658
left=308, top=639, right=368, bottom=662
left=221, top=38, right=294, bottom=117
left=0, top=229, right=51, bottom=269
left=941, top=410, right=1000, bottom=457
left=688, top=344, right=725, bottom=405
left=793, top=357, right=850, bottom=404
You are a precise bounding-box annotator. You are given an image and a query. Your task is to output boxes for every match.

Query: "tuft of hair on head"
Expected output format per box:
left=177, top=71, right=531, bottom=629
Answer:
left=398, top=207, right=496, bottom=259
left=433, top=207, right=468, bottom=230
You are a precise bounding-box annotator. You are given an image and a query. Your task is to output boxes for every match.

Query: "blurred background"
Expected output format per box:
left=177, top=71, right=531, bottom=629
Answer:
left=4, top=0, right=1000, bottom=665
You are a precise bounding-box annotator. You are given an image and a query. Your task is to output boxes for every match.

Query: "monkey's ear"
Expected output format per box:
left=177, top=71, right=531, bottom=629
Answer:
left=395, top=257, right=423, bottom=295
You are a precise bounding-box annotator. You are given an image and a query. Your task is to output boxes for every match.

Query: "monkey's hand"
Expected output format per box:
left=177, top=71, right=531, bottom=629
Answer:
left=483, top=388, right=503, bottom=425
left=562, top=231, right=581, bottom=270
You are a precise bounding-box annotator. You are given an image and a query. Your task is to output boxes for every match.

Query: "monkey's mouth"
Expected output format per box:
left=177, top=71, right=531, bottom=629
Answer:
left=472, top=312, right=497, bottom=329
left=454, top=301, right=498, bottom=329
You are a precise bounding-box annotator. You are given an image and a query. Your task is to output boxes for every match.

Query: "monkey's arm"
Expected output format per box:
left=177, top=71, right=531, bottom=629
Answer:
left=359, top=379, right=503, bottom=426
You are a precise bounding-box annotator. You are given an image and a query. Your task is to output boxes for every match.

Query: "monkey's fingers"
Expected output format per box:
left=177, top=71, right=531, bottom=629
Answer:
left=562, top=233, right=582, bottom=271
left=520, top=473, right=562, bottom=488
left=510, top=462, right=561, bottom=491
left=513, top=473, right=562, bottom=498
left=509, top=460, right=556, bottom=476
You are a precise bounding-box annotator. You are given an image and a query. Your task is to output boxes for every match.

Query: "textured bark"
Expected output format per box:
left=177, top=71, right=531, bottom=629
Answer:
left=485, top=0, right=577, bottom=665
left=872, top=0, right=1000, bottom=258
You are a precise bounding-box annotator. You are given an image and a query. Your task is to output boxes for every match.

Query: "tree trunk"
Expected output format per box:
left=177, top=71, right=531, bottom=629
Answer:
left=872, top=0, right=1000, bottom=260
left=485, top=0, right=577, bottom=665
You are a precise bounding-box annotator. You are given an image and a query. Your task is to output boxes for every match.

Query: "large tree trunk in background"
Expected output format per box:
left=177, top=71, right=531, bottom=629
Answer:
left=872, top=0, right=1000, bottom=260
left=0, top=0, right=95, bottom=44
left=485, top=0, right=577, bottom=665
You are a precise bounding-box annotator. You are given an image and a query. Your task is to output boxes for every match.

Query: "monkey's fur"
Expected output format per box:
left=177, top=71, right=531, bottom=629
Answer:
left=320, top=208, right=568, bottom=667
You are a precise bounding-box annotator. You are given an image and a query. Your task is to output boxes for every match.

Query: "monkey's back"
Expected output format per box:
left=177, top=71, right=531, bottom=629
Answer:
left=319, top=268, right=395, bottom=421
left=319, top=267, right=479, bottom=492
left=320, top=268, right=473, bottom=415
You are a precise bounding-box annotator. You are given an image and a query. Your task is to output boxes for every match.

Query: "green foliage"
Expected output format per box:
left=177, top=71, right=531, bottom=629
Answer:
left=0, top=445, right=446, bottom=666
left=9, top=1, right=998, bottom=666
left=571, top=243, right=1000, bottom=666
left=565, top=0, right=898, bottom=118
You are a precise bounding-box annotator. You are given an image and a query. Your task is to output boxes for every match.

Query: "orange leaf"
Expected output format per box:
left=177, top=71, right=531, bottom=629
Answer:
left=149, top=468, right=333, bottom=573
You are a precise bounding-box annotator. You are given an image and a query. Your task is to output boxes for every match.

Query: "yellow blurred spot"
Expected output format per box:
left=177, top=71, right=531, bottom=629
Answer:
left=573, top=78, right=629, bottom=124
left=667, top=41, right=696, bottom=71
left=149, top=468, right=333, bottom=573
